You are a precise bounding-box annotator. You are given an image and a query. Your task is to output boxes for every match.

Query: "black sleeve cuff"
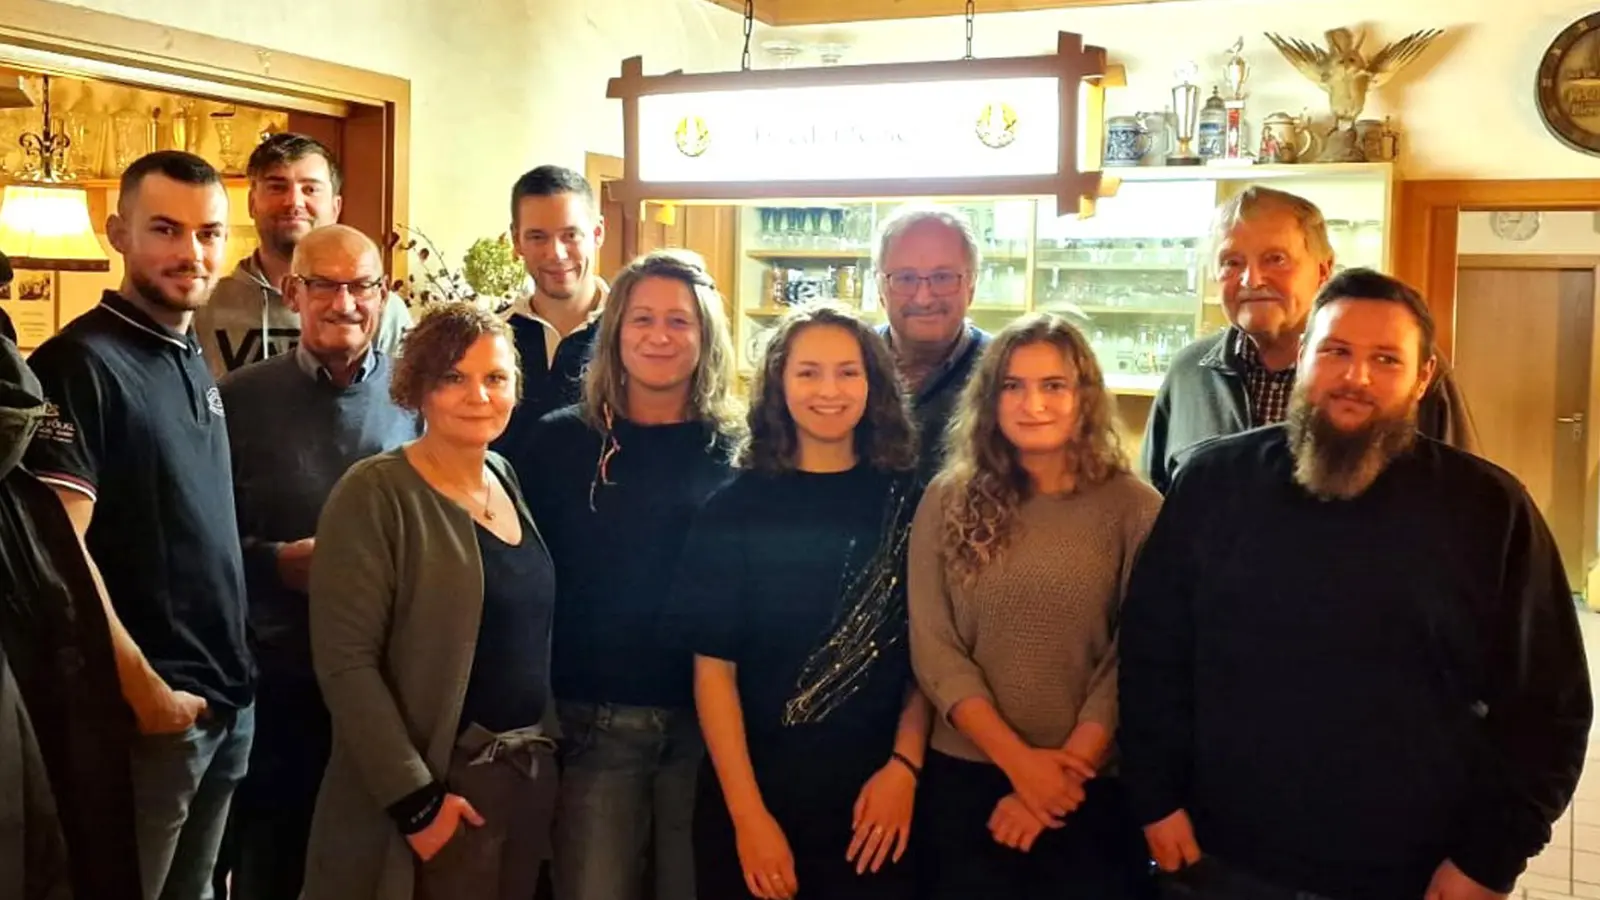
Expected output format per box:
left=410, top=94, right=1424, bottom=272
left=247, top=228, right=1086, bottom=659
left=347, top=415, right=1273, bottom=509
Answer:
left=1448, top=839, right=1526, bottom=895
left=386, top=781, right=447, bottom=836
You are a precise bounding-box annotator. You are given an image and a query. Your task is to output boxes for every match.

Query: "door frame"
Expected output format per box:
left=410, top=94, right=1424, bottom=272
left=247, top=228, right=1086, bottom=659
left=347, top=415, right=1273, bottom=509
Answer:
left=3, top=0, right=411, bottom=273
left=1455, top=252, right=1600, bottom=595
left=1395, top=179, right=1600, bottom=358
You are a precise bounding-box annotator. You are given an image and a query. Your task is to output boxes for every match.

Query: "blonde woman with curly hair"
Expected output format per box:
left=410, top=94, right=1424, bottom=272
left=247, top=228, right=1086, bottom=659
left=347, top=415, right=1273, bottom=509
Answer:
left=512, top=248, right=744, bottom=900
left=907, top=312, right=1160, bottom=899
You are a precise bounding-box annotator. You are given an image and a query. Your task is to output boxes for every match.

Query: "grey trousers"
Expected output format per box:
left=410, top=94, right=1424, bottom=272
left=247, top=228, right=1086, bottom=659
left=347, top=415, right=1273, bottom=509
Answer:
left=415, top=723, right=560, bottom=900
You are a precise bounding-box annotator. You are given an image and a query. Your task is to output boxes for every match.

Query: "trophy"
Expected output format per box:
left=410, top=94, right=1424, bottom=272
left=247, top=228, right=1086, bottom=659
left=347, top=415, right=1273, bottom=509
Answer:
left=1221, top=37, right=1251, bottom=161
left=1167, top=61, right=1202, bottom=166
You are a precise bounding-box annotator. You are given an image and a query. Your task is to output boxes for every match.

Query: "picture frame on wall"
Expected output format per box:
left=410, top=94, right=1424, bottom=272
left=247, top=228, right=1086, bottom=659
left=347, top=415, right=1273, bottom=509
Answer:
left=0, top=269, right=59, bottom=350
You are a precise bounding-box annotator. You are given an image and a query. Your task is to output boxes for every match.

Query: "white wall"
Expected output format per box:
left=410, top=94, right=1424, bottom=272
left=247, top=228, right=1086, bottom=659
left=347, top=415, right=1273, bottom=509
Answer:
left=757, top=0, right=1600, bottom=182
left=51, top=0, right=748, bottom=260
left=1459, top=210, right=1600, bottom=255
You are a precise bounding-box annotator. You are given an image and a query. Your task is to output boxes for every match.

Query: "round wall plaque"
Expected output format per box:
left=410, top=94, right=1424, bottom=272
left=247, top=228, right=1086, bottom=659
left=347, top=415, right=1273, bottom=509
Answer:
left=1537, top=13, right=1600, bottom=156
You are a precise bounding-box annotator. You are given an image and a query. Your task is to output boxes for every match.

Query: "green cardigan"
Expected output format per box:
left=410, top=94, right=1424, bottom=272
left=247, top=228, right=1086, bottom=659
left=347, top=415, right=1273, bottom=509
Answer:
left=301, top=447, right=554, bottom=900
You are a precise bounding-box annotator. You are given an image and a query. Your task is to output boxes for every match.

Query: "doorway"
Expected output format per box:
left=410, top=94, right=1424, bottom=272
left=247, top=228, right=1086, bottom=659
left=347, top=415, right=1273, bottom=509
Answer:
left=584, top=151, right=740, bottom=315
left=1454, top=248, right=1600, bottom=599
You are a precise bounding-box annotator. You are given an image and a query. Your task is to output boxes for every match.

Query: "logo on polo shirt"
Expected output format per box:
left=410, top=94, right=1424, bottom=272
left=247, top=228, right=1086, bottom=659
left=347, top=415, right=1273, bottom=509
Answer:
left=206, top=386, right=226, bottom=418
left=36, top=400, right=76, bottom=444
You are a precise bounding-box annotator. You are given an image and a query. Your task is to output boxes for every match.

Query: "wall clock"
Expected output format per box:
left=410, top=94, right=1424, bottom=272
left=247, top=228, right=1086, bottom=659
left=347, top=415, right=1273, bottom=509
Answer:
left=1536, top=12, right=1600, bottom=156
left=1490, top=211, right=1541, bottom=241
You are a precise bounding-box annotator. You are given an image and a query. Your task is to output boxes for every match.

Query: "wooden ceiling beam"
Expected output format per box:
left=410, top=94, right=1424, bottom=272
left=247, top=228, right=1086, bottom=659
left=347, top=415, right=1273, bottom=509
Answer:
left=708, top=0, right=1171, bottom=27
left=704, top=0, right=781, bottom=24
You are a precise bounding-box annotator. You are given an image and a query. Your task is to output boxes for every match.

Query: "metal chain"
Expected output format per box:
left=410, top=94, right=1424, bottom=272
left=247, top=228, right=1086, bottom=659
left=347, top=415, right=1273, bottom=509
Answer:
left=964, top=0, right=976, bottom=60
left=741, top=0, right=755, bottom=70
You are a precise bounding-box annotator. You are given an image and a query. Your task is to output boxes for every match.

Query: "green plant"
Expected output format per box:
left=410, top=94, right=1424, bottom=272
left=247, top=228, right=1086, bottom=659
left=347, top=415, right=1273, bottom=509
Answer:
left=462, top=234, right=524, bottom=302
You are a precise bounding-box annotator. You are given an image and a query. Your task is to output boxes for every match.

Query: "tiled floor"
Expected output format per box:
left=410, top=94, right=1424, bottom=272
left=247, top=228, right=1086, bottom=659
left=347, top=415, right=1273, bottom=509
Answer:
left=1515, top=608, right=1600, bottom=899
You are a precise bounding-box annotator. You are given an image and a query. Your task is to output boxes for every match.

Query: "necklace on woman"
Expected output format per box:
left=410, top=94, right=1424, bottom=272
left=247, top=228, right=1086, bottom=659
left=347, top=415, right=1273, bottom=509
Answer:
left=419, top=443, right=495, bottom=520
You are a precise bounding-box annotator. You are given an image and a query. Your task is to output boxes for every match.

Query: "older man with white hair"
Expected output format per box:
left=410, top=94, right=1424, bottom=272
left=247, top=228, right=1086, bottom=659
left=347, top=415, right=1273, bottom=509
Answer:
left=1141, top=186, right=1478, bottom=494
left=214, top=224, right=421, bottom=900
left=873, top=207, right=993, bottom=476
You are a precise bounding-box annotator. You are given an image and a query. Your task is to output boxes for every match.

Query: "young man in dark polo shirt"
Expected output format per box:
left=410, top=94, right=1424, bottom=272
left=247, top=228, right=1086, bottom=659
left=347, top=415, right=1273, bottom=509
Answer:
left=24, top=150, right=253, bottom=900
left=494, top=165, right=607, bottom=457
left=872, top=207, right=991, bottom=480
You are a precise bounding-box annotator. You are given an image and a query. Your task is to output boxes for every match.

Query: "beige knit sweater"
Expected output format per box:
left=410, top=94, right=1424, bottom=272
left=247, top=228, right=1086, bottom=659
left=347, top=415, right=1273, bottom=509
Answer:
left=908, top=470, right=1161, bottom=762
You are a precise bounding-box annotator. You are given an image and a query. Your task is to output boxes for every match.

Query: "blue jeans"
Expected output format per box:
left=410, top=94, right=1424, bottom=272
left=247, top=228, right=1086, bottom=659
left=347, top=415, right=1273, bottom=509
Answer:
left=130, top=703, right=255, bottom=900
left=553, top=701, right=702, bottom=900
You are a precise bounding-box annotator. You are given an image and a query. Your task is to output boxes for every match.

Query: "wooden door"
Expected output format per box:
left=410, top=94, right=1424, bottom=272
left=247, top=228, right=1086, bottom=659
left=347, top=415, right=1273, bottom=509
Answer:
left=1455, top=262, right=1597, bottom=591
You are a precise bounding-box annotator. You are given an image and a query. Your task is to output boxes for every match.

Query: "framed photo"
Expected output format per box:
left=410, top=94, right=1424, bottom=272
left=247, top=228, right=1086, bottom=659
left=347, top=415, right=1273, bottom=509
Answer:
left=0, top=270, right=59, bottom=350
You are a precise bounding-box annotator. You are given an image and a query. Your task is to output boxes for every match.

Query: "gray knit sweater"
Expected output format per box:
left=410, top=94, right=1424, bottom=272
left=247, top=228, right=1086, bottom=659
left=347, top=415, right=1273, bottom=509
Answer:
left=908, top=470, right=1161, bottom=762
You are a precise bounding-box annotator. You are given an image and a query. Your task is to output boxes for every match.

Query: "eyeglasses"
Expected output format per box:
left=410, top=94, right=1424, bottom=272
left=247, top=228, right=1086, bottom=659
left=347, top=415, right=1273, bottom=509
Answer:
left=294, top=276, right=386, bottom=302
left=880, top=270, right=967, bottom=299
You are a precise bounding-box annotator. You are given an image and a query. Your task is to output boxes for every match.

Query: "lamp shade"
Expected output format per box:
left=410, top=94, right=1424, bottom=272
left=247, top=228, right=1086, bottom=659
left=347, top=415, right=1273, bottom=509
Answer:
left=0, top=183, right=111, bottom=272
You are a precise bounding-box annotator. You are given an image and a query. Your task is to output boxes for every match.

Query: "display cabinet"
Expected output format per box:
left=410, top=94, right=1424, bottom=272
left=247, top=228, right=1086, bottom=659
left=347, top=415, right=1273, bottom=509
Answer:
left=728, top=163, right=1395, bottom=395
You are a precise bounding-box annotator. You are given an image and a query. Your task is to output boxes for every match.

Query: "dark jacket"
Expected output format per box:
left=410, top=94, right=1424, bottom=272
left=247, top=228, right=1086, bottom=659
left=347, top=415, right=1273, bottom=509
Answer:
left=494, top=312, right=600, bottom=460
left=1140, top=328, right=1481, bottom=494
left=882, top=323, right=991, bottom=482
left=0, top=337, right=140, bottom=900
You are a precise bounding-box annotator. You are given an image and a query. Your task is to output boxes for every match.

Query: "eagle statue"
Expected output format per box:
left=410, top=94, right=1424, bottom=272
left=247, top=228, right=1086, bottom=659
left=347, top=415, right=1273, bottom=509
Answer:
left=1264, top=26, right=1441, bottom=154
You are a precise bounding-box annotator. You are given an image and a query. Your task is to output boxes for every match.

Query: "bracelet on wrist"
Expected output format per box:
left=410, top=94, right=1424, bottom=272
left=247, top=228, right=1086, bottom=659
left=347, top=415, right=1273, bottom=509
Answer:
left=889, top=751, right=921, bottom=780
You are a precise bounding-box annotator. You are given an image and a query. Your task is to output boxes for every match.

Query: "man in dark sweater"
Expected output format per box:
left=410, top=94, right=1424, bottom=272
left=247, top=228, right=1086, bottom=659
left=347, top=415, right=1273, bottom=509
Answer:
left=1141, top=187, right=1479, bottom=494
left=0, top=332, right=141, bottom=900
left=494, top=165, right=607, bottom=458
left=1119, top=268, right=1591, bottom=900
left=872, top=207, right=991, bottom=479
left=214, top=224, right=420, bottom=900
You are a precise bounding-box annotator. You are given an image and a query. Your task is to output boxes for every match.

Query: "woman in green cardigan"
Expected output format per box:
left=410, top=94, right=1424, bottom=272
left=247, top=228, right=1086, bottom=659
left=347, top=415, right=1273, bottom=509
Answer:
left=302, top=302, right=560, bottom=900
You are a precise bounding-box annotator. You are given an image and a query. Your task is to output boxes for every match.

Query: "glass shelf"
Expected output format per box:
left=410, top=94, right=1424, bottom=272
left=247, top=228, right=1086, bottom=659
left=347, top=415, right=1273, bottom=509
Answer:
left=729, top=164, right=1396, bottom=391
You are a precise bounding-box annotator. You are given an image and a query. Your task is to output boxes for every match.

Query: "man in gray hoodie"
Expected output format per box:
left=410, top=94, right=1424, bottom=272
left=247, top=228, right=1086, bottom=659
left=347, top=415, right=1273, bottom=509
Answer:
left=191, top=133, right=409, bottom=380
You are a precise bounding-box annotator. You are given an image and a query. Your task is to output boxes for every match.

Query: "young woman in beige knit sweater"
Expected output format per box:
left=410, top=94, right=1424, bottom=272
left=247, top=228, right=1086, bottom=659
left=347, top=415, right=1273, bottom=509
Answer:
left=908, top=312, right=1160, bottom=899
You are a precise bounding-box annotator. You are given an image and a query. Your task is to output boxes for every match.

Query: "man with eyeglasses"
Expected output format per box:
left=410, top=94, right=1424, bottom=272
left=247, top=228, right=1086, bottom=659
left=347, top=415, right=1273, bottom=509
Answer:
left=193, top=133, right=411, bottom=380
left=213, top=224, right=420, bottom=900
left=873, top=207, right=992, bottom=477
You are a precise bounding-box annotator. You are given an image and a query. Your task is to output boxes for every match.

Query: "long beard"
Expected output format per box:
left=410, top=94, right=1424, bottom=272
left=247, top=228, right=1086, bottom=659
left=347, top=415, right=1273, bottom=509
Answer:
left=1286, top=383, right=1417, bottom=501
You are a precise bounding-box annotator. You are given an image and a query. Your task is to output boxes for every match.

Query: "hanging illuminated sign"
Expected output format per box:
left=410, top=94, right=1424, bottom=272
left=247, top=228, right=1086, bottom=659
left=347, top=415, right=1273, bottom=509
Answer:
left=607, top=31, right=1109, bottom=214
left=636, top=77, right=1061, bottom=183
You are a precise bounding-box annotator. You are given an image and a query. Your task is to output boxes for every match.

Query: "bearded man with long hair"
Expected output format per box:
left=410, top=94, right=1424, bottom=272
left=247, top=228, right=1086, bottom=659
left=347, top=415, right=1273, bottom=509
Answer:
left=1120, top=268, right=1591, bottom=900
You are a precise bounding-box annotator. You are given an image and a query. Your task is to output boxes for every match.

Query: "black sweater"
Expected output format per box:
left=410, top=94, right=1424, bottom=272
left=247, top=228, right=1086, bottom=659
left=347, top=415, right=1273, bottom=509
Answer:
left=516, top=406, right=735, bottom=709
left=1119, top=425, right=1591, bottom=900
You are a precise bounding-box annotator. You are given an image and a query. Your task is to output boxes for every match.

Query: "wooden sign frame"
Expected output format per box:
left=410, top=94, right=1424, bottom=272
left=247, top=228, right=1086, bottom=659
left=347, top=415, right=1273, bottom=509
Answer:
left=605, top=31, right=1109, bottom=258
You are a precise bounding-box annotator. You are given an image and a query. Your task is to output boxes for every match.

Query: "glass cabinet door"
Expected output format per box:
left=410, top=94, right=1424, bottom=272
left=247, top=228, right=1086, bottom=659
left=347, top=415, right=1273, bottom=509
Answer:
left=733, top=198, right=1036, bottom=372
left=1034, top=180, right=1216, bottom=394
left=726, top=164, right=1393, bottom=385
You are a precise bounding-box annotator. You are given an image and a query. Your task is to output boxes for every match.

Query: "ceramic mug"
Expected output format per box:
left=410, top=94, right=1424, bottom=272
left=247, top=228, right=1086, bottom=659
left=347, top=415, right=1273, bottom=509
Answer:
left=1353, top=119, right=1393, bottom=161
left=1105, top=115, right=1149, bottom=166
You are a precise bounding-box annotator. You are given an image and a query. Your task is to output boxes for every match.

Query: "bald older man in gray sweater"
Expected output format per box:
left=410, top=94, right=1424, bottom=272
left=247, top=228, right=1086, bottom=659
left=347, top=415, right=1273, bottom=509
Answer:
left=213, top=225, right=419, bottom=900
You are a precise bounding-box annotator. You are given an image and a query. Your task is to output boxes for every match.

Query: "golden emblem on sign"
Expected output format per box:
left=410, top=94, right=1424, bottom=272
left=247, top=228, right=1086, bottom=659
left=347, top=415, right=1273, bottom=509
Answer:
left=674, top=115, right=711, bottom=157
left=975, top=102, right=1018, bottom=149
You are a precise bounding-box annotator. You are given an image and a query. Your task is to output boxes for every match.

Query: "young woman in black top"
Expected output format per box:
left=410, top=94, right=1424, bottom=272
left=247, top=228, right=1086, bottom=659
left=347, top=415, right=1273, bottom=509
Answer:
left=515, top=249, right=744, bottom=900
left=665, top=303, right=931, bottom=900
